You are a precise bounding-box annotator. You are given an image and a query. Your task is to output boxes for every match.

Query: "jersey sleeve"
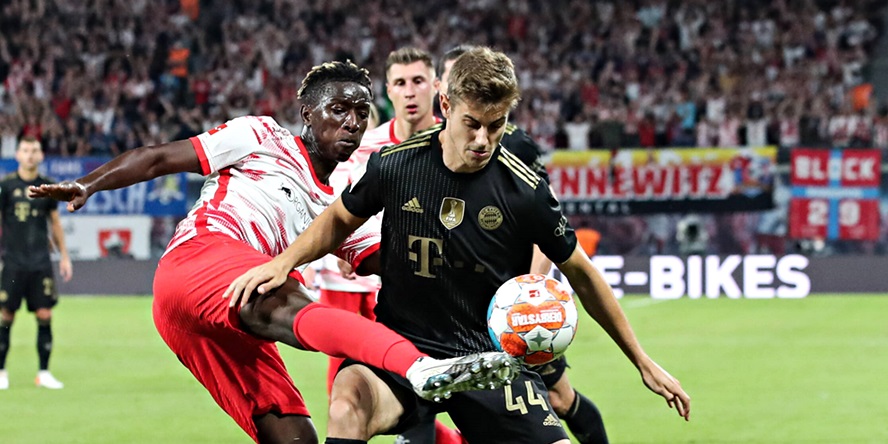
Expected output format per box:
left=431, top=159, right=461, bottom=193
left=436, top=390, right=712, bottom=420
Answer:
left=332, top=214, right=381, bottom=272
left=340, top=151, right=384, bottom=218
left=524, top=183, right=577, bottom=264
left=187, top=116, right=268, bottom=175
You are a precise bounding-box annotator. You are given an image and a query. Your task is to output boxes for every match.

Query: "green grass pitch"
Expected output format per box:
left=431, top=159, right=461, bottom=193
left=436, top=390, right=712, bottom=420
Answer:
left=1, top=295, right=887, bottom=443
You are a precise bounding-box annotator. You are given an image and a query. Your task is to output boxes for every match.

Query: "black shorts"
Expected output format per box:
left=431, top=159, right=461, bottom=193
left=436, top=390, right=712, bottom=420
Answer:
left=0, top=267, right=58, bottom=312
left=342, top=359, right=569, bottom=444
left=528, top=355, right=570, bottom=388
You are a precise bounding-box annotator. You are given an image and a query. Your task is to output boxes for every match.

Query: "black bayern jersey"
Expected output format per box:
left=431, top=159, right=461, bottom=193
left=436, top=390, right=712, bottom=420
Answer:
left=341, top=129, right=577, bottom=357
left=501, top=122, right=550, bottom=182
left=0, top=173, right=57, bottom=270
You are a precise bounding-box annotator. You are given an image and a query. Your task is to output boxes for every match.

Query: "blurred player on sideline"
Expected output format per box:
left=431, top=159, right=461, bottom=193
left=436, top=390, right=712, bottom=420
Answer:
left=317, top=47, right=442, bottom=396
left=30, top=61, right=518, bottom=443
left=0, top=137, right=73, bottom=390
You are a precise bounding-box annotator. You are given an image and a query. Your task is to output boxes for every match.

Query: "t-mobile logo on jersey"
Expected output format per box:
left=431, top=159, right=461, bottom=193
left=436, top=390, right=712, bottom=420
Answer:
left=407, top=235, right=443, bottom=278
left=406, top=235, right=487, bottom=278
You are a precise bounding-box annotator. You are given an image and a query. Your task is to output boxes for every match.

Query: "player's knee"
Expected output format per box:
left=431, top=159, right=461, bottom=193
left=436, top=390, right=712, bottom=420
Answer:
left=327, top=395, right=370, bottom=436
left=239, top=288, right=309, bottom=348
left=35, top=309, right=52, bottom=322
left=1, top=308, right=15, bottom=324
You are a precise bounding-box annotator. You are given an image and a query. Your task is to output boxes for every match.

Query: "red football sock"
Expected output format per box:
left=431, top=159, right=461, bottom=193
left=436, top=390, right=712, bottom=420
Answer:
left=434, top=420, right=465, bottom=444
left=292, top=302, right=425, bottom=376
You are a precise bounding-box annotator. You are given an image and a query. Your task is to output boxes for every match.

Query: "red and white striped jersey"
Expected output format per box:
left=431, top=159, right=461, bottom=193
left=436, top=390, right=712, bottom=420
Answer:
left=165, top=115, right=380, bottom=269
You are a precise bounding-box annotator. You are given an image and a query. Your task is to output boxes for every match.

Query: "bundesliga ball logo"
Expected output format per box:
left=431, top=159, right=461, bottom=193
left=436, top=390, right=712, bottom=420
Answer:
left=487, top=274, right=579, bottom=365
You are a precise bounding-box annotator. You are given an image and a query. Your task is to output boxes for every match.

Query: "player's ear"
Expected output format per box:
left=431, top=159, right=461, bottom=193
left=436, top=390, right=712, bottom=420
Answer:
left=440, top=94, right=451, bottom=119
left=385, top=82, right=394, bottom=102
left=300, top=104, right=312, bottom=127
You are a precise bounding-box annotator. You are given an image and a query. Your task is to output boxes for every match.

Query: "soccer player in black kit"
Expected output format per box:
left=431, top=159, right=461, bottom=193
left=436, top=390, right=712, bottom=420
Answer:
left=227, top=47, right=690, bottom=444
left=0, top=137, right=72, bottom=390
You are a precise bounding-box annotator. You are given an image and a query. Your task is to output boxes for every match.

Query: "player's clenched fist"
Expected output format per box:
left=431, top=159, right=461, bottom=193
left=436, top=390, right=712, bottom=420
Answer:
left=28, top=181, right=90, bottom=212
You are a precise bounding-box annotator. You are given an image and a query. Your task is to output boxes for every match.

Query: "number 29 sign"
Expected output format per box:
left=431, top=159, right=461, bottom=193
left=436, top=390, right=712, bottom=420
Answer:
left=789, top=149, right=881, bottom=241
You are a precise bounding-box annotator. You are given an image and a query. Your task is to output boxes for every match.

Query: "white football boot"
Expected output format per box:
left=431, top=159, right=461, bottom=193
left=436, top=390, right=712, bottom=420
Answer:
left=406, top=351, right=519, bottom=402
left=0, top=370, right=8, bottom=390
left=35, top=370, right=64, bottom=389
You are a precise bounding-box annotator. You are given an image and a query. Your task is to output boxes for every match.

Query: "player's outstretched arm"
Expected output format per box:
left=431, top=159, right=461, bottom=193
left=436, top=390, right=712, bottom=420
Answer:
left=28, top=140, right=200, bottom=212
left=223, top=198, right=369, bottom=307
left=558, top=246, right=691, bottom=421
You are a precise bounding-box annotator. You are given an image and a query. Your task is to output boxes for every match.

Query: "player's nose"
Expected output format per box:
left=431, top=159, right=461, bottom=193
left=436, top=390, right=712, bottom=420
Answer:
left=342, top=110, right=360, bottom=133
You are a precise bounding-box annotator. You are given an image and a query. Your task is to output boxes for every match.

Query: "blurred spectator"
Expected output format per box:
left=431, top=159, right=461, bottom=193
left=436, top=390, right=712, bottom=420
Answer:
left=676, top=214, right=709, bottom=256
left=564, top=114, right=590, bottom=151
left=1, top=0, right=884, bottom=155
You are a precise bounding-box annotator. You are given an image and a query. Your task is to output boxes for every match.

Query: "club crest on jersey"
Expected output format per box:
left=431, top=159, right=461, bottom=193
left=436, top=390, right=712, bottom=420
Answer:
left=439, top=197, right=465, bottom=230
left=478, top=205, right=503, bottom=230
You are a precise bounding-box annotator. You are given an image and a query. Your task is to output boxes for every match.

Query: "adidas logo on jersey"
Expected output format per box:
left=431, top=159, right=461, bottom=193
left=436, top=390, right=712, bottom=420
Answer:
left=401, top=197, right=424, bottom=213
left=542, top=414, right=562, bottom=427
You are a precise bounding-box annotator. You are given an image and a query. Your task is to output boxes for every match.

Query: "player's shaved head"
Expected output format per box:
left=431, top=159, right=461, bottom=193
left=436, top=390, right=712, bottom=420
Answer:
left=298, top=60, right=373, bottom=106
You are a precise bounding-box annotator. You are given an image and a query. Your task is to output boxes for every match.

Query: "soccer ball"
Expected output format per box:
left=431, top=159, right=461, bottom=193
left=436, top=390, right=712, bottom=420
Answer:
left=487, top=274, right=579, bottom=366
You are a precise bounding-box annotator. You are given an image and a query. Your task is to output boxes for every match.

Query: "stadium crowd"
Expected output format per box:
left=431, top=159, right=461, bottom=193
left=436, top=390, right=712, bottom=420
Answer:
left=2, top=0, right=888, bottom=158
left=1, top=0, right=886, bottom=256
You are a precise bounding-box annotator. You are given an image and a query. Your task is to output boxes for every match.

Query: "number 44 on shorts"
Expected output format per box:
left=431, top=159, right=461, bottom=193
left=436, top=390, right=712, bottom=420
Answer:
left=504, top=380, right=549, bottom=415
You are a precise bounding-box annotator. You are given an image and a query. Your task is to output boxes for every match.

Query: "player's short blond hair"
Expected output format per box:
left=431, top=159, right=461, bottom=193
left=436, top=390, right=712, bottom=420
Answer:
left=446, top=47, right=520, bottom=111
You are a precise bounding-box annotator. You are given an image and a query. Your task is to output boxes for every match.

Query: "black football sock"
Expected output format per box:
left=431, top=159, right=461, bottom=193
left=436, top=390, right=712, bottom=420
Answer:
left=562, top=389, right=609, bottom=444
left=37, top=319, right=53, bottom=371
left=0, top=319, right=11, bottom=369
left=325, top=439, right=367, bottom=444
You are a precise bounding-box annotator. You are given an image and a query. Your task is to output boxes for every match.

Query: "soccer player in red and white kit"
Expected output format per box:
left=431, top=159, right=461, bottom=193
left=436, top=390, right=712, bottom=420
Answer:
left=29, top=61, right=518, bottom=443
left=318, top=47, right=443, bottom=396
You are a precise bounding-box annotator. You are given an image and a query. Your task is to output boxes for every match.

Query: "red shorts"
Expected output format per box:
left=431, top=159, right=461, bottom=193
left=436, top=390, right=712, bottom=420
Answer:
left=153, top=232, right=309, bottom=441
left=318, top=289, right=376, bottom=321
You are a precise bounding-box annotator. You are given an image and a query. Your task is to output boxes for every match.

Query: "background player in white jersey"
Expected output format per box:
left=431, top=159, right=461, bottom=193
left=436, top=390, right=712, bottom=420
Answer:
left=318, top=47, right=443, bottom=397
left=30, top=61, right=518, bottom=443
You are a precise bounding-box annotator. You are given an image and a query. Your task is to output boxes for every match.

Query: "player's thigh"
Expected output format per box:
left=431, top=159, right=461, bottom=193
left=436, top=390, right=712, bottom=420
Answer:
left=330, top=363, right=405, bottom=436
left=530, top=355, right=569, bottom=389
left=447, top=369, right=570, bottom=444
left=0, top=267, right=26, bottom=312
left=23, top=268, right=58, bottom=312
left=153, top=233, right=294, bottom=333
left=334, top=359, right=438, bottom=437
